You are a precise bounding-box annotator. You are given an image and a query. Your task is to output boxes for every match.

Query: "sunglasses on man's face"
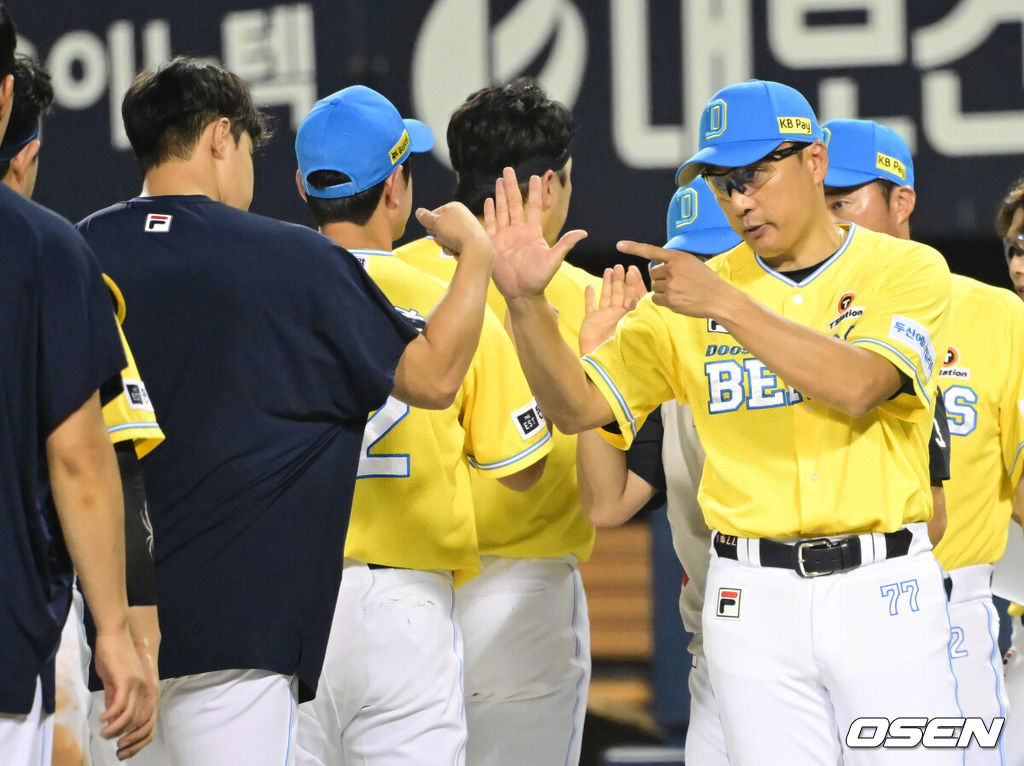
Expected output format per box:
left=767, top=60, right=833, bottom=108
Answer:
left=701, top=143, right=808, bottom=200
left=1004, top=232, right=1024, bottom=261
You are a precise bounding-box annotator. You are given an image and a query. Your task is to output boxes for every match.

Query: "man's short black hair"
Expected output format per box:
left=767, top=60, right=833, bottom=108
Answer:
left=0, top=4, right=15, bottom=81
left=122, top=56, right=272, bottom=175
left=447, top=78, right=574, bottom=215
left=0, top=56, right=54, bottom=177
left=997, top=174, right=1024, bottom=238
left=304, top=160, right=412, bottom=228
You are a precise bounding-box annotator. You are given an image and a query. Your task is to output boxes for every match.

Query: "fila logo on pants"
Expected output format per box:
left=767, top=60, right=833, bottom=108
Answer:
left=717, top=588, right=741, bottom=618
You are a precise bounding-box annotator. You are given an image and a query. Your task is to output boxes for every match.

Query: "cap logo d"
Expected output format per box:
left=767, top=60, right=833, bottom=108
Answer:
left=777, top=116, right=812, bottom=135
left=389, top=129, right=410, bottom=164
left=875, top=152, right=906, bottom=181
left=674, top=188, right=698, bottom=229
left=704, top=99, right=727, bottom=140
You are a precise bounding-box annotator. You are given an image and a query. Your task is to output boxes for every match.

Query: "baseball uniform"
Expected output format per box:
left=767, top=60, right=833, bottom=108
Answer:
left=0, top=183, right=125, bottom=764
left=932, top=276, right=1024, bottom=766
left=584, top=219, right=959, bottom=765
left=78, top=195, right=419, bottom=766
left=397, top=236, right=599, bottom=766
left=296, top=249, right=551, bottom=766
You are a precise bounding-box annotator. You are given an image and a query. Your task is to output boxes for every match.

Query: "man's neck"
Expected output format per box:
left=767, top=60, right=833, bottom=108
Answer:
left=320, top=218, right=392, bottom=253
left=141, top=161, right=219, bottom=201
left=761, top=216, right=845, bottom=272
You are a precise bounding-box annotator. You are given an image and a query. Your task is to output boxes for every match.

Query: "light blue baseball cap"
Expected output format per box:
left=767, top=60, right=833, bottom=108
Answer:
left=665, top=180, right=742, bottom=255
left=296, top=85, right=434, bottom=199
left=822, top=118, right=914, bottom=189
left=675, top=79, right=823, bottom=186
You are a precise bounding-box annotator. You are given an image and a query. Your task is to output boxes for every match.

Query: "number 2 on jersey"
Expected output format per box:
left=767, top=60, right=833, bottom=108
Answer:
left=357, top=397, right=410, bottom=478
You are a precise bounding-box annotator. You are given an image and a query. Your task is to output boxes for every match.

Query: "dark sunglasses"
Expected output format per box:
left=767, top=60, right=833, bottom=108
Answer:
left=701, top=143, right=808, bottom=199
left=1004, top=232, right=1024, bottom=261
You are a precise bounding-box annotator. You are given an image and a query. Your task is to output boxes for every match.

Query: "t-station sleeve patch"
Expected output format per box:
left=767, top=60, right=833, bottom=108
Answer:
left=511, top=399, right=546, bottom=441
left=122, top=378, right=155, bottom=412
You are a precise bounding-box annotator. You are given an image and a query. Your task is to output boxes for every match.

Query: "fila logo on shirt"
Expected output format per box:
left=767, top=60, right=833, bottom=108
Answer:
left=144, top=213, right=172, bottom=233
left=716, top=587, right=741, bottom=618
left=938, top=345, right=970, bottom=380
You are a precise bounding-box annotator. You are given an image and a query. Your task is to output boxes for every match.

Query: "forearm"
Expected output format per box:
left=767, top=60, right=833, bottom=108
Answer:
left=393, top=238, right=493, bottom=407
left=506, top=295, right=613, bottom=433
left=128, top=606, right=160, bottom=665
left=714, top=288, right=902, bottom=417
left=928, top=485, right=947, bottom=546
left=577, top=430, right=653, bottom=526
left=48, top=393, right=130, bottom=635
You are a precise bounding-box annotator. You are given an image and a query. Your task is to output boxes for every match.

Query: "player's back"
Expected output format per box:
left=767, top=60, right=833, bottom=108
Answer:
left=396, top=236, right=599, bottom=560
left=934, top=275, right=1024, bottom=570
left=77, top=195, right=416, bottom=695
left=0, top=183, right=125, bottom=713
left=349, top=250, right=551, bottom=582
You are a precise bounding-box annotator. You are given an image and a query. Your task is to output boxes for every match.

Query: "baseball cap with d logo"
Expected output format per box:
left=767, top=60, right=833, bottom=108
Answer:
left=665, top=179, right=742, bottom=256
left=675, top=79, right=823, bottom=186
left=296, top=85, right=434, bottom=199
left=822, top=118, right=914, bottom=189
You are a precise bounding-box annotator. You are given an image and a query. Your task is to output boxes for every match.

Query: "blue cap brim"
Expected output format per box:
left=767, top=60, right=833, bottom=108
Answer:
left=404, top=118, right=434, bottom=155
left=675, top=138, right=785, bottom=186
left=665, top=226, right=742, bottom=256
left=823, top=166, right=880, bottom=189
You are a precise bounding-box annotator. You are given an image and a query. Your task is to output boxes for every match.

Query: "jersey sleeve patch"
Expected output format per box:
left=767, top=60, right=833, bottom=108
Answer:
left=888, top=314, right=936, bottom=379
left=122, top=378, right=155, bottom=412
left=510, top=398, right=546, bottom=441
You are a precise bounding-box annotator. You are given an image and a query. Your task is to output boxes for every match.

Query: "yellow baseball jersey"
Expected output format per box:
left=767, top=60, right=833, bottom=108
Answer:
left=584, top=224, right=951, bottom=539
left=932, top=276, right=1024, bottom=570
left=396, top=236, right=602, bottom=560
left=102, top=275, right=163, bottom=457
left=345, top=249, right=552, bottom=581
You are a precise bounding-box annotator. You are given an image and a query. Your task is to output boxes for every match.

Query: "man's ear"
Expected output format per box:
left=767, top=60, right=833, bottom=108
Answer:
left=8, top=138, right=40, bottom=184
left=890, top=185, right=917, bottom=227
left=807, top=140, right=829, bottom=185
left=209, top=118, right=234, bottom=160
left=382, top=165, right=405, bottom=210
left=538, top=168, right=558, bottom=211
left=295, top=168, right=308, bottom=202
left=0, top=73, right=13, bottom=141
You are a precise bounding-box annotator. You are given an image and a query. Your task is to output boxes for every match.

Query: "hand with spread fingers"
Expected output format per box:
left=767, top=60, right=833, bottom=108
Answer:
left=578, top=264, right=647, bottom=355
left=415, top=201, right=494, bottom=264
left=617, top=240, right=735, bottom=320
left=485, top=167, right=588, bottom=300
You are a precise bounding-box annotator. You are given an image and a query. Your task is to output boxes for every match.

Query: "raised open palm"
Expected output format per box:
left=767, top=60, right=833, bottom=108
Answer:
left=485, top=167, right=587, bottom=299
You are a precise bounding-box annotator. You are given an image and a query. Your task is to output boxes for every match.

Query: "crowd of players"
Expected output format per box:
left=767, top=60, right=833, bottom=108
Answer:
left=5, top=1, right=1024, bottom=764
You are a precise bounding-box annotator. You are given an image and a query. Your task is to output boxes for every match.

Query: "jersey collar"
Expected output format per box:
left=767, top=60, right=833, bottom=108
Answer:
left=754, top=223, right=856, bottom=288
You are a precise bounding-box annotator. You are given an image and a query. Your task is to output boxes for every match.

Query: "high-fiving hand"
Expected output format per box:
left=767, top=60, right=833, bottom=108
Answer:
left=578, top=264, right=647, bottom=355
left=485, top=168, right=587, bottom=300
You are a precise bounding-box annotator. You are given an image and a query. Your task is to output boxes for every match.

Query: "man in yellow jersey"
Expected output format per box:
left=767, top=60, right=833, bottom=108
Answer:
left=823, top=118, right=1023, bottom=765
left=0, top=53, right=163, bottom=765
left=395, top=78, right=599, bottom=766
left=994, top=177, right=1024, bottom=764
left=485, top=79, right=961, bottom=765
left=291, top=86, right=552, bottom=766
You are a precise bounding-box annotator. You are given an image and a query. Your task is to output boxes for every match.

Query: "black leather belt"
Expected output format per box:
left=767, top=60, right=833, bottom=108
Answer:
left=713, top=528, right=913, bottom=578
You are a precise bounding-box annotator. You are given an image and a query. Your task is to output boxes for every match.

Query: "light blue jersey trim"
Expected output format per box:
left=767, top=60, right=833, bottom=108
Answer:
left=349, top=248, right=394, bottom=257
left=468, top=431, right=552, bottom=471
left=1008, top=441, right=1024, bottom=479
left=581, top=357, right=637, bottom=438
left=106, top=421, right=162, bottom=434
left=851, top=338, right=930, bottom=406
left=754, top=224, right=857, bottom=287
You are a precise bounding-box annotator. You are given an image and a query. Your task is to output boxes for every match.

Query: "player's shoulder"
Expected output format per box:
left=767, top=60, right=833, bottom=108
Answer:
left=361, top=251, right=449, bottom=305
left=1, top=183, right=86, bottom=254
left=952, top=273, right=1024, bottom=319
left=394, top=235, right=441, bottom=261
left=851, top=225, right=948, bottom=273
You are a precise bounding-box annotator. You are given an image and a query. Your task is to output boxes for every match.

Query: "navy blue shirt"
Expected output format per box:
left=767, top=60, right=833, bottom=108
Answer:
left=78, top=196, right=417, bottom=700
left=0, top=184, right=125, bottom=714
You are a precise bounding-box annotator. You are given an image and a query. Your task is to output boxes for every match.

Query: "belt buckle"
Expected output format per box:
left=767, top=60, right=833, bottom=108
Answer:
left=796, top=537, right=835, bottom=578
